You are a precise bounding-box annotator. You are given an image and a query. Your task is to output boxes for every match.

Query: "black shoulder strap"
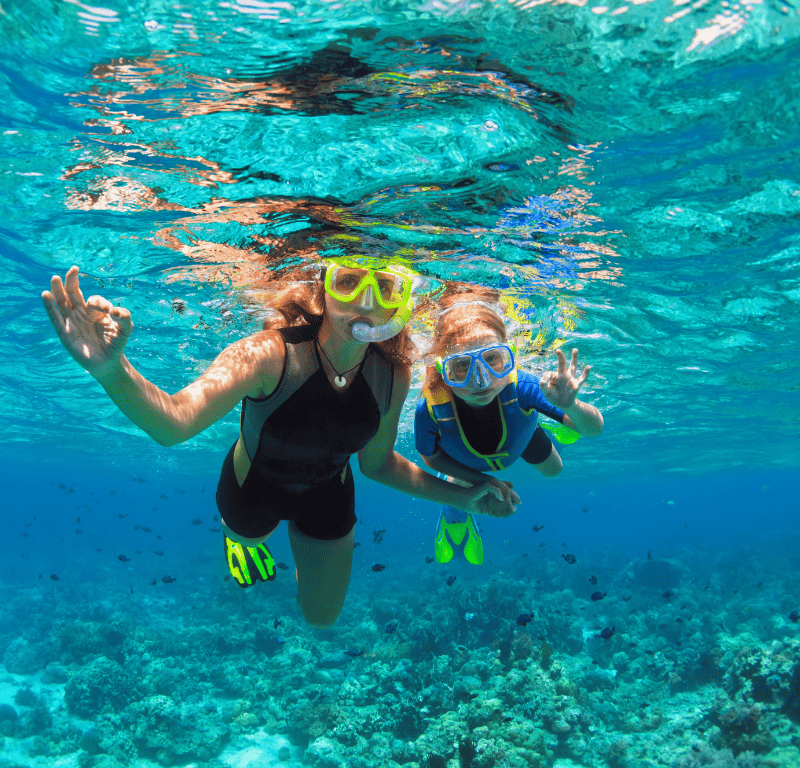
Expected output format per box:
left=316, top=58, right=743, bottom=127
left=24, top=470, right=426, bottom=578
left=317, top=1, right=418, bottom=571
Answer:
left=361, top=346, right=394, bottom=417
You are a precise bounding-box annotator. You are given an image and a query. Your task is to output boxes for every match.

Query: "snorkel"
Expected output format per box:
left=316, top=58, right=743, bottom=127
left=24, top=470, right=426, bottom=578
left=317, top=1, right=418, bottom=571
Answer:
left=352, top=299, right=414, bottom=342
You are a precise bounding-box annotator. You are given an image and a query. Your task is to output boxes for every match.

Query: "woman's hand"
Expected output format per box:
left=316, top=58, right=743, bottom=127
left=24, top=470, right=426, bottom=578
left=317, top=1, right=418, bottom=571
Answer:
left=540, top=347, right=590, bottom=411
left=485, top=476, right=521, bottom=506
left=465, top=481, right=519, bottom=518
left=42, top=266, right=133, bottom=379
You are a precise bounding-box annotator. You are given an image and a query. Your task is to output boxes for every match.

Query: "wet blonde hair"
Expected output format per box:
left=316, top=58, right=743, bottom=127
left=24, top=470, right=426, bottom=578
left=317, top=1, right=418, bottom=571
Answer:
left=424, top=286, right=507, bottom=391
left=262, top=266, right=416, bottom=370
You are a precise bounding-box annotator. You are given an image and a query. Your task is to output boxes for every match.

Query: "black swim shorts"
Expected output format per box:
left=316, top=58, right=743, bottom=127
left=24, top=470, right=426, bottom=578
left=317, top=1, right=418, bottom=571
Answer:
left=215, top=443, right=357, bottom=541
left=520, top=425, right=555, bottom=465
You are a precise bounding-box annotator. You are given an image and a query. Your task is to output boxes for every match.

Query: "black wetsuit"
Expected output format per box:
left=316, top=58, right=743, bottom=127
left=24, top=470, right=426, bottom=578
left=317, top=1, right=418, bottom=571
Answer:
left=216, top=323, right=393, bottom=540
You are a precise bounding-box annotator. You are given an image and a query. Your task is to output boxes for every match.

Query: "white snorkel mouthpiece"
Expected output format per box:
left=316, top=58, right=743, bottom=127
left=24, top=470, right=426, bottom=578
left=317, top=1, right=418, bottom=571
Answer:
left=351, top=300, right=414, bottom=342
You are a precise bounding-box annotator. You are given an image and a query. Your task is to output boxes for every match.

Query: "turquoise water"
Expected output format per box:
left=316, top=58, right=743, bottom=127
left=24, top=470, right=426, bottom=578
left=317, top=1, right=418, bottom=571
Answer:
left=1, top=1, right=800, bottom=767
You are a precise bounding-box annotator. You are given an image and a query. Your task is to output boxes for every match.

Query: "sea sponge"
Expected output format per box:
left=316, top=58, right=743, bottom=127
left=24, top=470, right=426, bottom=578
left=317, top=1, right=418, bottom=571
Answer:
left=128, top=695, right=229, bottom=763
left=64, top=656, right=138, bottom=718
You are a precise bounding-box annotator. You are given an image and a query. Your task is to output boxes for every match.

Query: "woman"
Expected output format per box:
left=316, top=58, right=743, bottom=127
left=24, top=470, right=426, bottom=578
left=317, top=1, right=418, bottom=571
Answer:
left=41, top=261, right=515, bottom=627
left=415, top=288, right=603, bottom=566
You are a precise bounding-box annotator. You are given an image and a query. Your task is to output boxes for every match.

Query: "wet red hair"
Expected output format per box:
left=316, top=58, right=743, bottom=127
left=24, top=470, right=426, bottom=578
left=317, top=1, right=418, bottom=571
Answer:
left=423, top=286, right=507, bottom=391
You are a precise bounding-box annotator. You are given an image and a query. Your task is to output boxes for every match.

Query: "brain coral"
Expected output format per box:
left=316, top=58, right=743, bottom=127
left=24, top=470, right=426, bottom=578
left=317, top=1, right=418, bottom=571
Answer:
left=64, top=656, right=138, bottom=717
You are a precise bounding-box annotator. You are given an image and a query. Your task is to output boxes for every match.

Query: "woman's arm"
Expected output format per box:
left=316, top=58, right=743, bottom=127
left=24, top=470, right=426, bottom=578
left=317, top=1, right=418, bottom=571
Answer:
left=421, top=451, right=520, bottom=502
left=93, top=333, right=283, bottom=446
left=42, top=266, right=284, bottom=446
left=359, top=368, right=517, bottom=516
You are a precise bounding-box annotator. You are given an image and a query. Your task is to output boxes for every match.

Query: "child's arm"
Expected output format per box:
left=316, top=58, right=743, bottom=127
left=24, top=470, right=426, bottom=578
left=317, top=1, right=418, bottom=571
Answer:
left=540, top=348, right=603, bottom=437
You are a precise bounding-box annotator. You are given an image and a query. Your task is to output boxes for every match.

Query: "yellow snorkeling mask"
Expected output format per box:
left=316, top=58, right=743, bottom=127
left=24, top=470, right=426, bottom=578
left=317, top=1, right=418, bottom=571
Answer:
left=324, top=258, right=416, bottom=342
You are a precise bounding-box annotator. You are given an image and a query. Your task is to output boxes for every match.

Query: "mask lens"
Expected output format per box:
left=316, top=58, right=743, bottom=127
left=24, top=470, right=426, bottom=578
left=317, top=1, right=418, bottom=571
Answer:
left=330, top=268, right=369, bottom=299
left=444, top=355, right=474, bottom=384
left=373, top=271, right=409, bottom=308
left=480, top=346, right=513, bottom=375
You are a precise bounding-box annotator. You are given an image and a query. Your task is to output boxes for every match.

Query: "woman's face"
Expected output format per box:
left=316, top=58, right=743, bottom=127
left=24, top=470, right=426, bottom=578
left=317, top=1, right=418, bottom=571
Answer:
left=444, top=328, right=510, bottom=407
left=323, top=289, right=395, bottom=343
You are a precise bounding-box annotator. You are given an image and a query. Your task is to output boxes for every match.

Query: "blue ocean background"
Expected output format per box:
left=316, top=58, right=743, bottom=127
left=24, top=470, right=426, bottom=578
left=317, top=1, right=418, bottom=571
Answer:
left=1, top=0, right=799, bottom=766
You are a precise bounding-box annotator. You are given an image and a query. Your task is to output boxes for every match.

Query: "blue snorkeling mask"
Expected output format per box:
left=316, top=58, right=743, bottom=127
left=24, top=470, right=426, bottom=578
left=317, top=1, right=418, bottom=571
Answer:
left=436, top=344, right=515, bottom=389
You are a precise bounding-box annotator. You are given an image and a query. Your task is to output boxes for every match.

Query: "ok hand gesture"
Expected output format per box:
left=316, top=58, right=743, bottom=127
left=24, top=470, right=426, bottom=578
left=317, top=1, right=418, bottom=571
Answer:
left=539, top=347, right=591, bottom=411
left=42, top=266, right=132, bottom=378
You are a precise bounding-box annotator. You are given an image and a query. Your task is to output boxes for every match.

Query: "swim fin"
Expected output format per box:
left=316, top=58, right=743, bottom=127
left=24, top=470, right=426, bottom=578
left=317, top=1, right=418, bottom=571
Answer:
left=434, top=511, right=484, bottom=566
left=224, top=534, right=276, bottom=588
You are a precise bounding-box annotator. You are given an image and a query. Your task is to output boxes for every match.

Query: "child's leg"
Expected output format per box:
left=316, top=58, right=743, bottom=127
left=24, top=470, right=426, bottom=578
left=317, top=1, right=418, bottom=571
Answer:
left=521, top=425, right=563, bottom=477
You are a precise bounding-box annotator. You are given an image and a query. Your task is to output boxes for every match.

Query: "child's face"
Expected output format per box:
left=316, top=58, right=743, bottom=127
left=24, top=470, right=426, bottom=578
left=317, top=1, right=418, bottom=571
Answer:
left=445, top=329, right=510, bottom=408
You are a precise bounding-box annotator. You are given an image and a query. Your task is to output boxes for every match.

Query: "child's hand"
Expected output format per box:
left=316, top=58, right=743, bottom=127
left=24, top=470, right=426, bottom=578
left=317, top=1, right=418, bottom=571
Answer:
left=487, top=477, right=521, bottom=506
left=540, top=348, right=590, bottom=410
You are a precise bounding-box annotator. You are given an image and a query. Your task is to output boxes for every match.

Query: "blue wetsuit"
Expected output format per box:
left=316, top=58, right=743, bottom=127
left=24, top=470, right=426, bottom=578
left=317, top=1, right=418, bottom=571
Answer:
left=415, top=369, right=565, bottom=524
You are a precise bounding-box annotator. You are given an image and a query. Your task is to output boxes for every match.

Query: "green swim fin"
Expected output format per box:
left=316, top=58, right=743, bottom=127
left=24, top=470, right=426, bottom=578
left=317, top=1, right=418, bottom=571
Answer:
left=434, top=512, right=483, bottom=566
left=462, top=513, right=484, bottom=566
left=224, top=534, right=276, bottom=588
left=541, top=420, right=582, bottom=445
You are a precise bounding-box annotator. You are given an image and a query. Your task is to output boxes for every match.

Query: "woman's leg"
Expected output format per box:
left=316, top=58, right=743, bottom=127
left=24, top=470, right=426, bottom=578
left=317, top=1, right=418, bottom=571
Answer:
left=288, top=522, right=354, bottom=628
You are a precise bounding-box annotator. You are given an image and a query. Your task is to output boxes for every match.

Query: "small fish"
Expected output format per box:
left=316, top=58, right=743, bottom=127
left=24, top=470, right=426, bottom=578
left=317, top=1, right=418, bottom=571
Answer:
left=209, top=527, right=221, bottom=533
left=371, top=563, right=386, bottom=572
left=277, top=562, right=290, bottom=571
left=589, top=576, right=598, bottom=585
left=516, top=612, right=534, bottom=626
left=373, top=528, right=386, bottom=544
left=647, top=549, right=653, bottom=560
left=446, top=575, right=457, bottom=586
left=50, top=574, right=60, bottom=581
left=191, top=518, right=202, bottom=525
left=599, top=626, right=616, bottom=640
left=141, top=526, right=152, bottom=533
left=150, top=579, right=157, bottom=586
left=385, top=621, right=399, bottom=635
left=662, top=590, right=674, bottom=599
left=789, top=610, right=800, bottom=623
left=118, top=513, right=128, bottom=519
left=75, top=529, right=83, bottom=534
left=562, top=554, right=577, bottom=565
left=76, top=517, right=81, bottom=524
left=273, top=618, right=283, bottom=630
left=275, top=636, right=286, bottom=645
left=464, top=692, right=479, bottom=701
left=590, top=592, right=607, bottom=602
left=154, top=550, right=164, bottom=556
left=675, top=617, right=684, bottom=623
left=532, top=524, right=544, bottom=532
left=425, top=556, right=434, bottom=564
left=502, top=716, right=513, bottom=723
left=161, top=575, right=176, bottom=583
left=582, top=506, right=590, bottom=514
left=344, top=648, right=364, bottom=658
left=117, top=554, right=130, bottom=562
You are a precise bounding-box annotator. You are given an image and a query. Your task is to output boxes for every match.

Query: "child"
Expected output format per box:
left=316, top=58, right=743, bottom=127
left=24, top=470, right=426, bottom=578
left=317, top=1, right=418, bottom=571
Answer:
left=414, top=290, right=604, bottom=565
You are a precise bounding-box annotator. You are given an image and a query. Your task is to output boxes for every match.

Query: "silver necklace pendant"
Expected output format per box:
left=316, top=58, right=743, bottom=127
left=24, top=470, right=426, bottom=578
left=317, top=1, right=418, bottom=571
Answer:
left=334, top=375, right=347, bottom=388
